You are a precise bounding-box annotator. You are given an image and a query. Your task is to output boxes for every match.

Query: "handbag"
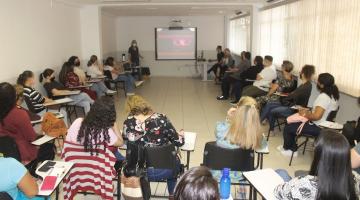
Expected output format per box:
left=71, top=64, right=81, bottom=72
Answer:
left=122, top=142, right=151, bottom=200
left=41, top=112, right=67, bottom=137
left=287, top=113, right=309, bottom=135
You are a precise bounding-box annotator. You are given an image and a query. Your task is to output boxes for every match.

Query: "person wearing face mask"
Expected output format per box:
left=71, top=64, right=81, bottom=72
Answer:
left=39, top=68, right=94, bottom=113
left=128, top=40, right=143, bottom=67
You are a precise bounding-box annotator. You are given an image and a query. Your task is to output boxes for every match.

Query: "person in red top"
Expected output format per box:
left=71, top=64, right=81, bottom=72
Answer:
left=59, top=62, right=97, bottom=100
left=0, top=82, right=55, bottom=176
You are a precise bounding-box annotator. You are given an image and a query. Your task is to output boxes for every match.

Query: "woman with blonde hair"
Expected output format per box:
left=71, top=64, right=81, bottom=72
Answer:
left=123, top=95, right=184, bottom=197
left=216, top=96, right=263, bottom=150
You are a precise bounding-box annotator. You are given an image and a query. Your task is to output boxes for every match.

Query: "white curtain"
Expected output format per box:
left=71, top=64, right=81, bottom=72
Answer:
left=229, top=16, right=251, bottom=55
left=258, top=0, right=360, bottom=96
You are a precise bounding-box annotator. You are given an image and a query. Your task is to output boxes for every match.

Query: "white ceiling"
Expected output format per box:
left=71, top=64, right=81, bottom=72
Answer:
left=57, top=0, right=265, bottom=16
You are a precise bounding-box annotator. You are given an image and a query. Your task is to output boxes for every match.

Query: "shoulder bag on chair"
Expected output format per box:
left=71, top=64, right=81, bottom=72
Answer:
left=41, top=112, right=67, bottom=137
left=122, top=142, right=151, bottom=200
left=287, top=113, right=309, bottom=135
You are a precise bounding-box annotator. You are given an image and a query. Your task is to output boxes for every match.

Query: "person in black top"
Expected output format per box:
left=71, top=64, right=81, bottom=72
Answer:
left=207, top=45, right=224, bottom=82
left=128, top=40, right=142, bottom=67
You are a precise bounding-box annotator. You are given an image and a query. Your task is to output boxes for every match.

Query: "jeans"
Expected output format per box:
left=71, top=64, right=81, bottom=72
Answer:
left=275, top=169, right=292, bottom=182
left=283, top=122, right=321, bottom=151
left=261, top=102, right=294, bottom=131
left=115, top=74, right=135, bottom=93
left=147, top=160, right=180, bottom=195
left=221, top=74, right=236, bottom=98
left=69, top=93, right=94, bottom=113
left=91, top=81, right=109, bottom=97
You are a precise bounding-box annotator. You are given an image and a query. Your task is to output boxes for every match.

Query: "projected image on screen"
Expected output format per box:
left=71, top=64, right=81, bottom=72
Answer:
left=155, top=27, right=197, bottom=60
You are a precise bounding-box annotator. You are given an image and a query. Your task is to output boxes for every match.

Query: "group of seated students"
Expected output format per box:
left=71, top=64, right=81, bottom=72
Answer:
left=1, top=52, right=360, bottom=200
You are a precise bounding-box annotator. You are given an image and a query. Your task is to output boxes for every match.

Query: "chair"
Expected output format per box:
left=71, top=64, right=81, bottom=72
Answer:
left=103, top=70, right=127, bottom=97
left=202, top=142, right=255, bottom=199
left=0, top=136, right=21, bottom=162
left=144, top=143, right=179, bottom=198
left=289, top=108, right=339, bottom=166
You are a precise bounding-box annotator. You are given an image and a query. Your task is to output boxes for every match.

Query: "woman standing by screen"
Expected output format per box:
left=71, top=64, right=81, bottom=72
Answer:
left=128, top=40, right=143, bottom=67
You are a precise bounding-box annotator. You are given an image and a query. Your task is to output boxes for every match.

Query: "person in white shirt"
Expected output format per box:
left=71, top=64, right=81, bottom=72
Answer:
left=241, top=55, right=276, bottom=98
left=278, top=73, right=339, bottom=157
left=85, top=55, right=116, bottom=97
left=103, top=57, right=142, bottom=95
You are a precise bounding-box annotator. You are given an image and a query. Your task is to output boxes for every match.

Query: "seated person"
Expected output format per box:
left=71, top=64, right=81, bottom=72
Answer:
left=66, top=56, right=116, bottom=97
left=40, top=68, right=94, bottom=113
left=279, top=73, right=339, bottom=157
left=103, top=56, right=139, bottom=95
left=207, top=45, right=225, bottom=84
left=260, top=65, right=315, bottom=135
left=174, top=166, right=220, bottom=200
left=274, top=130, right=359, bottom=199
left=216, top=52, right=251, bottom=101
left=17, top=70, right=69, bottom=125
left=65, top=96, right=123, bottom=161
left=218, top=48, right=234, bottom=80
left=86, top=55, right=105, bottom=78
left=256, top=60, right=296, bottom=108
left=0, top=157, right=42, bottom=200
left=241, top=55, right=276, bottom=98
left=216, top=96, right=263, bottom=150
left=0, top=82, right=55, bottom=176
left=123, top=95, right=184, bottom=196
left=231, top=56, right=264, bottom=104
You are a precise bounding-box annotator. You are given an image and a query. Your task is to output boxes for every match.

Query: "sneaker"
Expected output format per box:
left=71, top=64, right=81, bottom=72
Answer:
left=127, top=93, right=135, bottom=96
left=135, top=81, right=144, bottom=87
left=106, top=90, right=117, bottom=95
left=276, top=145, right=284, bottom=152
left=281, top=149, right=298, bottom=157
left=216, top=96, right=228, bottom=100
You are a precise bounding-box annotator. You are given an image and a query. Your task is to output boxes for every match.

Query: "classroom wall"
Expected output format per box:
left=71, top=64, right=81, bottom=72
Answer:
left=101, top=13, right=118, bottom=59
left=0, top=0, right=82, bottom=92
left=114, top=16, right=225, bottom=77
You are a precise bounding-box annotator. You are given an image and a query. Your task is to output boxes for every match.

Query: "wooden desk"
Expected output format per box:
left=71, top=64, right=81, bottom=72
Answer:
left=36, top=160, right=74, bottom=200
left=243, top=169, right=284, bottom=200
left=52, top=91, right=80, bottom=97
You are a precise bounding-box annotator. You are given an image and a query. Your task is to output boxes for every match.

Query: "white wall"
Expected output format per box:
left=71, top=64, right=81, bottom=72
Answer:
left=0, top=0, right=82, bottom=90
left=101, top=13, right=118, bottom=59
left=115, top=16, right=225, bottom=77
left=80, top=6, right=102, bottom=62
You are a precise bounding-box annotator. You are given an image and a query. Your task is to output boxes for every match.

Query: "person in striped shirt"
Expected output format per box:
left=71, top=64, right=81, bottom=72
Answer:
left=17, top=70, right=68, bottom=125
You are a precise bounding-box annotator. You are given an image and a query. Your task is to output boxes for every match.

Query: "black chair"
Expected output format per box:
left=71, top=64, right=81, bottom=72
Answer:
left=144, top=143, right=179, bottom=198
left=103, top=70, right=127, bottom=97
left=202, top=142, right=255, bottom=199
left=0, top=136, right=21, bottom=161
left=289, top=108, right=339, bottom=166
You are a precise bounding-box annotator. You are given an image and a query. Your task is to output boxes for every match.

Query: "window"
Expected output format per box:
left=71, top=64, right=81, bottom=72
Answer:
left=229, top=16, right=251, bottom=55
left=258, top=0, right=360, bottom=96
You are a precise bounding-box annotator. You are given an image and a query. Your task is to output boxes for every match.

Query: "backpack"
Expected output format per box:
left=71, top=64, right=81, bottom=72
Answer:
left=41, top=112, right=67, bottom=137
left=342, top=117, right=360, bottom=147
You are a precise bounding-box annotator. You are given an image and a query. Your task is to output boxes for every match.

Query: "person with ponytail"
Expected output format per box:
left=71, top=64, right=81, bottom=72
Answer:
left=86, top=55, right=104, bottom=78
left=275, top=130, right=359, bottom=200
left=17, top=70, right=69, bottom=125
left=40, top=68, right=94, bottom=113
left=279, top=73, right=340, bottom=157
left=215, top=96, right=263, bottom=150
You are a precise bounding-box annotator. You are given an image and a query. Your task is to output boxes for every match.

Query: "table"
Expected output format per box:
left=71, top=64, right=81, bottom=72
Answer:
left=86, top=79, right=102, bottom=83
left=243, top=169, right=284, bottom=200
left=318, top=121, right=343, bottom=130
left=68, top=84, right=92, bottom=89
left=274, top=92, right=289, bottom=97
left=52, top=90, right=80, bottom=97
left=180, top=132, right=197, bottom=170
left=44, top=97, right=74, bottom=107
left=36, top=160, right=74, bottom=200
left=199, top=61, right=214, bottom=81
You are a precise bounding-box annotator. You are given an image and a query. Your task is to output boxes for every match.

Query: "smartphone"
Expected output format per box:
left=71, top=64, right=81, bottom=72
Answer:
left=38, top=161, right=56, bottom=172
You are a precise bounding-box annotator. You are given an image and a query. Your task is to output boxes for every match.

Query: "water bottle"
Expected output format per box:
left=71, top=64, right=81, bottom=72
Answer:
left=122, top=53, right=126, bottom=61
left=220, top=168, right=231, bottom=199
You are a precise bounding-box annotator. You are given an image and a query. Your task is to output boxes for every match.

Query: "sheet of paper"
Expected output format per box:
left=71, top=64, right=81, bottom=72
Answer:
left=31, top=135, right=56, bottom=146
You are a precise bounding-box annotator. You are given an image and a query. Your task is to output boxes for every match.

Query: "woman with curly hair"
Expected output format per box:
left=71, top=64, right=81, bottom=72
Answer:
left=65, top=96, right=123, bottom=156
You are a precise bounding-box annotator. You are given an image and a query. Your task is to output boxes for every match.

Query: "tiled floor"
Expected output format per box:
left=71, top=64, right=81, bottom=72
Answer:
left=59, top=77, right=313, bottom=200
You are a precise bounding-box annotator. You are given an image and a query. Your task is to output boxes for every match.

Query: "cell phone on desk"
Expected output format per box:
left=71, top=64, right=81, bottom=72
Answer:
left=38, top=161, right=56, bottom=172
